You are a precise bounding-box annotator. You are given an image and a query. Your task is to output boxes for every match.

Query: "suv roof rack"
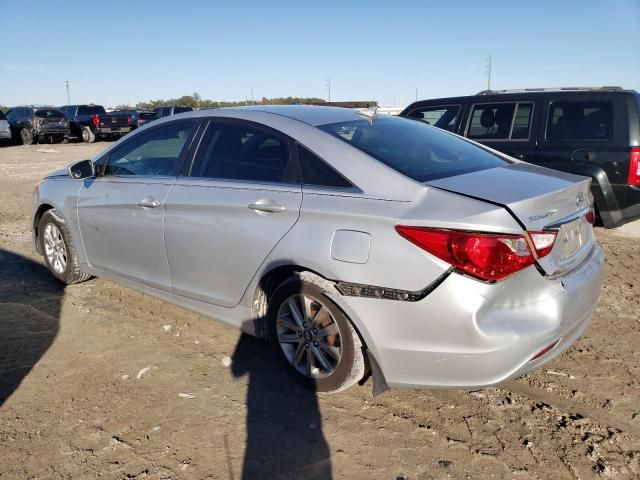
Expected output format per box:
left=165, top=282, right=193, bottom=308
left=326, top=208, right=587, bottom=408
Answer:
left=476, top=86, right=625, bottom=95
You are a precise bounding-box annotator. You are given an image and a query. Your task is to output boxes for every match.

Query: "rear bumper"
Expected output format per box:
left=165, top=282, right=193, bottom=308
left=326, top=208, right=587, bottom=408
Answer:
left=333, top=243, right=604, bottom=389
left=600, top=184, right=640, bottom=227
left=95, top=127, right=131, bottom=135
left=0, top=130, right=11, bottom=139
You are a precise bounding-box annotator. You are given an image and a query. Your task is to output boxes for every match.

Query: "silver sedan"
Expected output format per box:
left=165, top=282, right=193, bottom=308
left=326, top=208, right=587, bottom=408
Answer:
left=32, top=105, right=603, bottom=393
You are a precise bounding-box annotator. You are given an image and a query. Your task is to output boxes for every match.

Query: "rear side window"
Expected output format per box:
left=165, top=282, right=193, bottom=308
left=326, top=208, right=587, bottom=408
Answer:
left=35, top=109, right=64, bottom=119
left=546, top=101, right=612, bottom=141
left=104, top=122, right=196, bottom=177
left=298, top=144, right=352, bottom=188
left=467, top=103, right=515, bottom=140
left=78, top=105, right=106, bottom=116
left=319, top=116, right=508, bottom=182
left=407, top=105, right=460, bottom=132
left=189, top=121, right=293, bottom=183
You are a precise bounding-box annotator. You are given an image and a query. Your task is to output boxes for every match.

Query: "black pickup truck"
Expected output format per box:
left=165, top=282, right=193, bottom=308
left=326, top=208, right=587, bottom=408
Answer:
left=59, top=104, right=132, bottom=143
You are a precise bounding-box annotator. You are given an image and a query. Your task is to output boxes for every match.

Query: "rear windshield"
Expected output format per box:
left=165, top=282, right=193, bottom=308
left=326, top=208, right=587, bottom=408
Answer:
left=319, top=116, right=509, bottom=182
left=35, top=109, right=64, bottom=119
left=77, top=105, right=106, bottom=116
left=173, top=107, right=193, bottom=114
left=139, top=112, right=157, bottom=119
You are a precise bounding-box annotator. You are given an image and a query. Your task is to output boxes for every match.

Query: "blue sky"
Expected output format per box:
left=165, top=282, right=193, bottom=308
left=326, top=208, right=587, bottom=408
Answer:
left=1, top=0, right=638, bottom=108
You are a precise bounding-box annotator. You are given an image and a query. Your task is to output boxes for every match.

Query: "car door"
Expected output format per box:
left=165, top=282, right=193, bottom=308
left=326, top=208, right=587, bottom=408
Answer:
left=77, top=120, right=198, bottom=289
left=464, top=101, right=537, bottom=162
left=163, top=118, right=302, bottom=307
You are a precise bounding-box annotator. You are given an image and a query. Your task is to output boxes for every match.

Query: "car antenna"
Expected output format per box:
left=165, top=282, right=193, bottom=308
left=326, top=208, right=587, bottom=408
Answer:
left=357, top=105, right=378, bottom=122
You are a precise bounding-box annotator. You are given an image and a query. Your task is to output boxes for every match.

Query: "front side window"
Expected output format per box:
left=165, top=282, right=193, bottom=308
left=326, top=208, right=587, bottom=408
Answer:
left=189, top=121, right=292, bottom=183
left=104, top=122, right=196, bottom=177
left=546, top=101, right=611, bottom=141
left=407, top=105, right=461, bottom=132
left=319, top=116, right=508, bottom=182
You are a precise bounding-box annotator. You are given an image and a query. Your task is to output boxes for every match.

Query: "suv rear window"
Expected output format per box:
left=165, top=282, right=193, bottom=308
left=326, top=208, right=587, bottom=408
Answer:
left=77, top=105, right=106, bottom=116
left=139, top=112, right=156, bottom=119
left=319, top=116, right=508, bottom=182
left=35, top=109, right=64, bottom=119
left=546, top=101, right=612, bottom=140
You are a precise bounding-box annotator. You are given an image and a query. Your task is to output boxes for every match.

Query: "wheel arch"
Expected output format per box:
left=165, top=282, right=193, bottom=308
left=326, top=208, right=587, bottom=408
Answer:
left=33, top=203, right=55, bottom=254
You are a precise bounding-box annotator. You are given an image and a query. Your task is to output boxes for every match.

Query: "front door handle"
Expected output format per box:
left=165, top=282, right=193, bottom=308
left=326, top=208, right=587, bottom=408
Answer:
left=248, top=199, right=286, bottom=214
left=137, top=197, right=161, bottom=208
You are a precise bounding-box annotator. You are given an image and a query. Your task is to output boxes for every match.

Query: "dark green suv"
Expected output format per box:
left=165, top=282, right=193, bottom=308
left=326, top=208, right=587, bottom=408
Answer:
left=401, top=87, right=640, bottom=228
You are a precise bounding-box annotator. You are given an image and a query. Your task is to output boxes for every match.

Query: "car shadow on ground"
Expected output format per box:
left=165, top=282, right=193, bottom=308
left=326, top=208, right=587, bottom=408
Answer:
left=0, top=249, right=63, bottom=406
left=231, top=333, right=332, bottom=479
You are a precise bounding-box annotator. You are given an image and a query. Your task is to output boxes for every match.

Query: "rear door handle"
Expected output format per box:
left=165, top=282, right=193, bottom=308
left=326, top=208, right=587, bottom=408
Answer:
left=248, top=199, right=286, bottom=214
left=137, top=197, right=161, bottom=208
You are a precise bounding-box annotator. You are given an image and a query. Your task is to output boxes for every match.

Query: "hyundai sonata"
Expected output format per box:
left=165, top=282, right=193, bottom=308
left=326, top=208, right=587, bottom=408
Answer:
left=32, top=105, right=603, bottom=393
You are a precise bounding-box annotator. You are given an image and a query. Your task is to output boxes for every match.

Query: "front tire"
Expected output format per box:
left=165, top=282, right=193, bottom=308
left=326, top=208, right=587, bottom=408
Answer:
left=81, top=126, right=96, bottom=143
left=267, top=276, right=365, bottom=393
left=38, top=209, right=91, bottom=284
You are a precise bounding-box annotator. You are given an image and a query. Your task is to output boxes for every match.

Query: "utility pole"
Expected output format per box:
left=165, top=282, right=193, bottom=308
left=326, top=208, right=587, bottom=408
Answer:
left=485, top=53, right=492, bottom=90
left=250, top=87, right=254, bottom=105
left=325, top=77, right=331, bottom=102
left=415, top=87, right=418, bottom=102
left=65, top=80, right=71, bottom=104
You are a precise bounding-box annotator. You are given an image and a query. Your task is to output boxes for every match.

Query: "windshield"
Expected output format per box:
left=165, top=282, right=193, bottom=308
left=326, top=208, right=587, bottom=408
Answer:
left=319, top=116, right=509, bottom=182
left=35, top=109, right=64, bottom=119
left=77, top=105, right=106, bottom=116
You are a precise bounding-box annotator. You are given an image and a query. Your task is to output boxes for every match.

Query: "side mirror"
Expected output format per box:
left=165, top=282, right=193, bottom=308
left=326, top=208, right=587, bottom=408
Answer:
left=68, top=159, right=95, bottom=180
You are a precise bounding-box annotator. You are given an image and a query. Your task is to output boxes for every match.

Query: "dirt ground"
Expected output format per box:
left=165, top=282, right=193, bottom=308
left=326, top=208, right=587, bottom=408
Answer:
left=0, top=143, right=638, bottom=480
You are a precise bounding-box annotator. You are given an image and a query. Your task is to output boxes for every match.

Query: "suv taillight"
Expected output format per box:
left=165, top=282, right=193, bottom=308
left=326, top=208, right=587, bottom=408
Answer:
left=395, top=226, right=557, bottom=282
left=628, top=147, right=640, bottom=186
left=92, top=115, right=100, bottom=127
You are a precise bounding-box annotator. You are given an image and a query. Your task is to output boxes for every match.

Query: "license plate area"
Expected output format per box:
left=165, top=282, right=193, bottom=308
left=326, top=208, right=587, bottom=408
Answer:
left=558, top=218, right=584, bottom=259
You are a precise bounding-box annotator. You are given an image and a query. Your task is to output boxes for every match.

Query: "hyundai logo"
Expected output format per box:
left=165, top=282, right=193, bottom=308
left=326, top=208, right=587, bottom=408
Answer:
left=576, top=192, right=586, bottom=209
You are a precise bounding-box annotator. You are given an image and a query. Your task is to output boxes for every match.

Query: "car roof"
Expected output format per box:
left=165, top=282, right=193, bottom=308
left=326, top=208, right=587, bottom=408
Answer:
left=201, top=105, right=364, bottom=126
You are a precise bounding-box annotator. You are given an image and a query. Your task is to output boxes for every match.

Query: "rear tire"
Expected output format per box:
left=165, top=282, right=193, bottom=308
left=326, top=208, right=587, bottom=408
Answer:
left=81, top=126, right=95, bottom=143
left=38, top=209, right=91, bottom=285
left=20, top=128, right=34, bottom=145
left=267, top=275, right=365, bottom=393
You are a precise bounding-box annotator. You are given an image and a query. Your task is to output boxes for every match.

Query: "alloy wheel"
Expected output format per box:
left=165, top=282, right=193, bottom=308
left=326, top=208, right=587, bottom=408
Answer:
left=43, top=223, right=67, bottom=274
left=276, top=293, right=342, bottom=379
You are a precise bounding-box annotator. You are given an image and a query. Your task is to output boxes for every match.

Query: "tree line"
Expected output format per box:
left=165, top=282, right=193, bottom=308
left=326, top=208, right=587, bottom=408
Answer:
left=115, top=93, right=327, bottom=111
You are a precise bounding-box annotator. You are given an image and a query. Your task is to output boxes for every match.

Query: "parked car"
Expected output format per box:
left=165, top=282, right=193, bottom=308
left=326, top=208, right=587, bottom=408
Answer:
left=153, top=105, right=194, bottom=118
left=32, top=106, right=603, bottom=394
left=0, top=110, right=11, bottom=144
left=401, top=87, right=640, bottom=228
left=59, top=104, right=131, bottom=143
left=5, top=107, right=70, bottom=144
left=111, top=110, right=158, bottom=130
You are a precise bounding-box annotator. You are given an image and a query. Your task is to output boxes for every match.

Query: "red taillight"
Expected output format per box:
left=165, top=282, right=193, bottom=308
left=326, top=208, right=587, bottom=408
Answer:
left=585, top=191, right=595, bottom=224
left=395, top=226, right=557, bottom=282
left=628, top=147, right=640, bottom=186
left=128, top=117, right=133, bottom=125
left=92, top=115, right=100, bottom=127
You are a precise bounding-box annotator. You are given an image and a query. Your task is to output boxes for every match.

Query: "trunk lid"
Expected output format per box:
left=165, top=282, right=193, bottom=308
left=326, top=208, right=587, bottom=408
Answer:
left=427, top=162, right=595, bottom=276
left=99, top=113, right=130, bottom=128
